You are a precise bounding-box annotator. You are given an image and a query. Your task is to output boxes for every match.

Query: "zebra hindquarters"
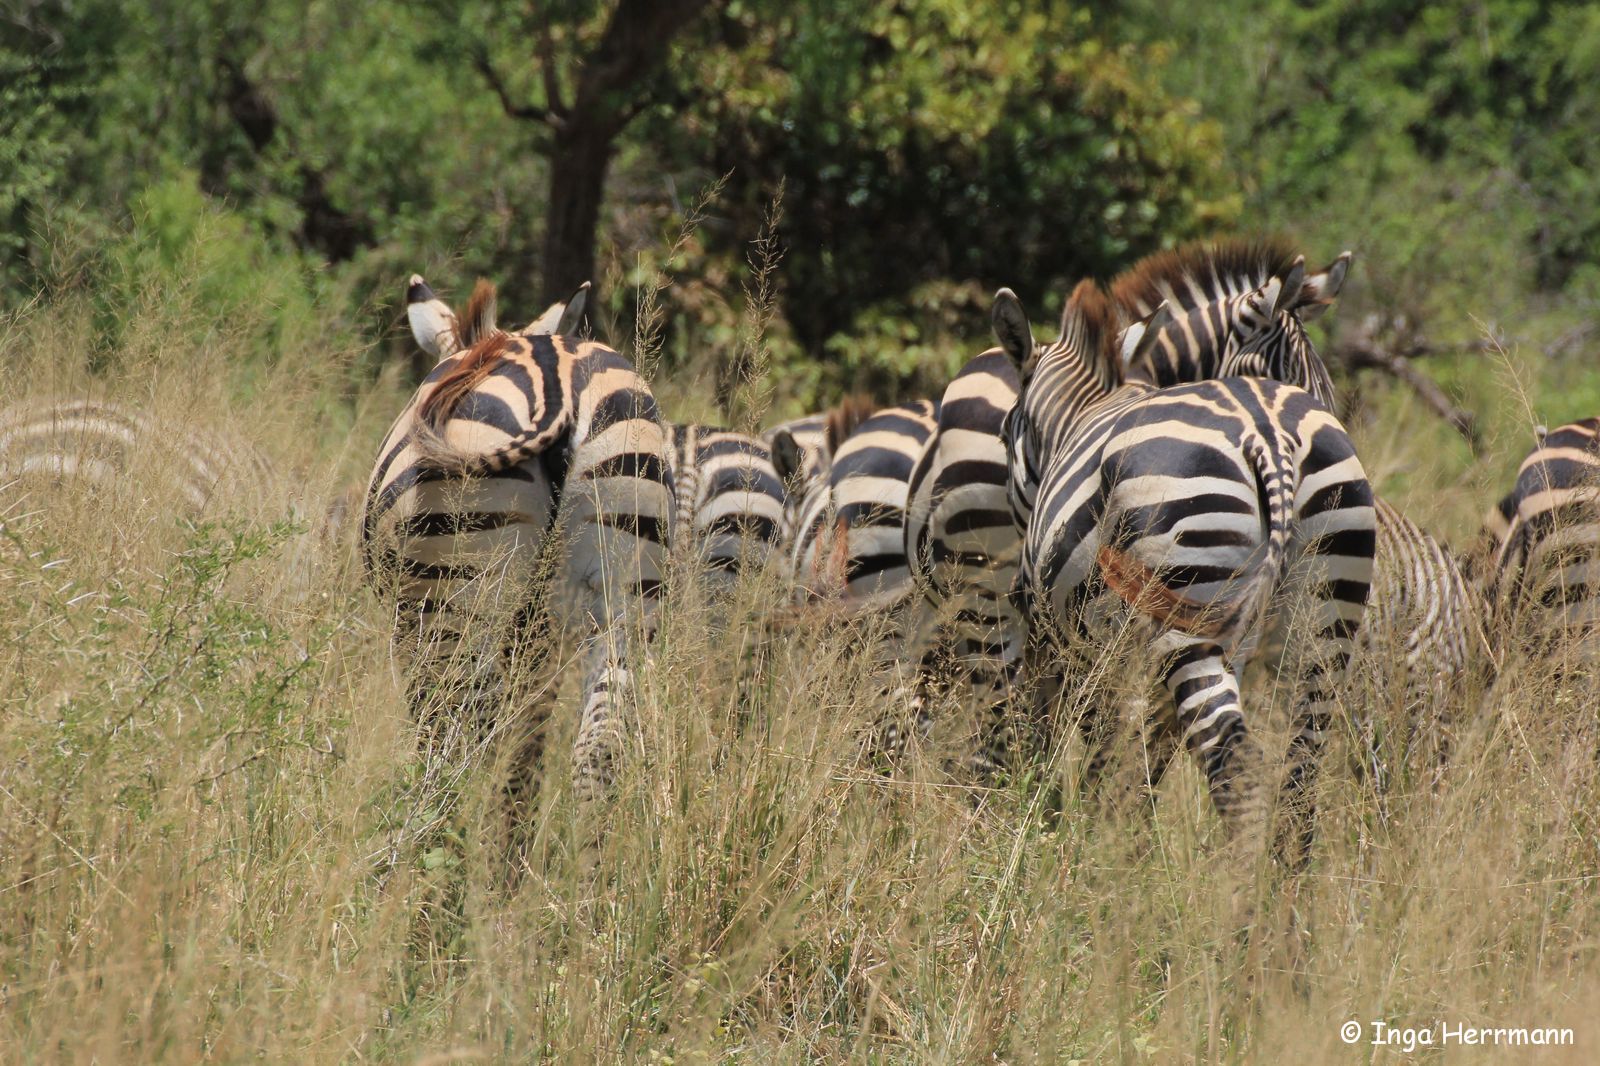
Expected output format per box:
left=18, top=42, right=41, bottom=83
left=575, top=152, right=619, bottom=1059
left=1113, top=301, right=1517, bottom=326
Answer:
left=1352, top=498, right=1479, bottom=794
left=1515, top=496, right=1600, bottom=658
left=553, top=417, right=674, bottom=806
left=1265, top=455, right=1375, bottom=871
left=373, top=465, right=565, bottom=823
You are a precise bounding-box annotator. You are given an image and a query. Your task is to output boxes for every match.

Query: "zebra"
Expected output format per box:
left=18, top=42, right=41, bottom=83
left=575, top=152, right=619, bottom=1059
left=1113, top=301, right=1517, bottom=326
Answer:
left=1484, top=417, right=1600, bottom=653
left=762, top=399, right=876, bottom=505
left=413, top=273, right=784, bottom=586
left=664, top=422, right=787, bottom=583
left=769, top=398, right=954, bottom=758
left=997, top=280, right=1375, bottom=872
left=1112, top=237, right=1349, bottom=401
left=0, top=396, right=274, bottom=514
left=1111, top=238, right=1480, bottom=786
left=366, top=273, right=673, bottom=818
left=902, top=349, right=1028, bottom=779
left=771, top=399, right=937, bottom=609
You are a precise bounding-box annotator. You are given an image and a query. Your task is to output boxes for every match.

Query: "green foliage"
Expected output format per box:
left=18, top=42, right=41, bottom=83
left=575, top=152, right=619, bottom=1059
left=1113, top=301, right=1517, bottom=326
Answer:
left=3, top=517, right=333, bottom=836
left=665, top=0, right=1236, bottom=362
left=5, top=0, right=1599, bottom=413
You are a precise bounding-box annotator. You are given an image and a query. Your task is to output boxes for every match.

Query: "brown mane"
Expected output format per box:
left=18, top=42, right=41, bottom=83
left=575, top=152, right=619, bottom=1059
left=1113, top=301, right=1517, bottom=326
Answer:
left=1109, top=237, right=1302, bottom=318
left=1064, top=279, right=1119, bottom=363
left=824, top=394, right=879, bottom=456
left=416, top=330, right=514, bottom=428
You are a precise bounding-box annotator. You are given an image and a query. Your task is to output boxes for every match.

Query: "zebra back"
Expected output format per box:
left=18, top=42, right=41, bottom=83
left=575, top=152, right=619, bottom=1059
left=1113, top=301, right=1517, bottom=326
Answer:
left=782, top=399, right=938, bottom=608
left=364, top=277, right=674, bottom=795
left=905, top=349, right=1022, bottom=611
left=1489, top=417, right=1600, bottom=640
left=666, top=422, right=785, bottom=579
left=999, top=283, right=1374, bottom=867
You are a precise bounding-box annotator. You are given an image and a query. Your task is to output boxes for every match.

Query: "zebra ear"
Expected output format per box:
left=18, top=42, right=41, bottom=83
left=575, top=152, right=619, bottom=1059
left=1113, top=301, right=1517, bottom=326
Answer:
left=770, top=430, right=806, bottom=487
left=1126, top=300, right=1176, bottom=370
left=406, top=274, right=459, bottom=358
left=556, top=281, right=590, bottom=335
left=1296, top=251, right=1351, bottom=319
left=1118, top=322, right=1147, bottom=369
left=525, top=281, right=591, bottom=336
left=1269, top=256, right=1307, bottom=319
left=991, top=288, right=1035, bottom=369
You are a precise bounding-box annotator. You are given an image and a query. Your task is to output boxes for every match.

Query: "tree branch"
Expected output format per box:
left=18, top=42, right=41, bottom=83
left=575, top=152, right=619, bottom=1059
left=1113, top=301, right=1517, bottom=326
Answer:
left=536, top=12, right=568, bottom=118
left=572, top=0, right=718, bottom=128
left=473, top=48, right=561, bottom=129
left=1335, top=337, right=1484, bottom=454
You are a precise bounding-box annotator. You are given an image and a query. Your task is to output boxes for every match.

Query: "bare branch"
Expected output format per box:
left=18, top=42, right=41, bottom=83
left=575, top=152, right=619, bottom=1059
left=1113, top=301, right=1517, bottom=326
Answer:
left=472, top=48, right=560, bottom=129
left=536, top=11, right=568, bottom=118
left=1336, top=337, right=1484, bottom=454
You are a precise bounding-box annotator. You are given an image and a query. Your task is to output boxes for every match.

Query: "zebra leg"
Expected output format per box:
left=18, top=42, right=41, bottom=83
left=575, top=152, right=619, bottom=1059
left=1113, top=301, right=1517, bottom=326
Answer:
left=1105, top=692, right=1182, bottom=822
left=958, top=641, right=1024, bottom=784
left=570, top=630, right=635, bottom=806
left=1276, top=605, right=1361, bottom=873
left=1158, top=635, right=1268, bottom=866
left=500, top=603, right=559, bottom=874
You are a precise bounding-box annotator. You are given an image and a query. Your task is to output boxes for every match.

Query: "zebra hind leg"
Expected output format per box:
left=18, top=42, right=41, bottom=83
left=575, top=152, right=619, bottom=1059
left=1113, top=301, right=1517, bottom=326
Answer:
left=1158, top=635, right=1269, bottom=874
left=570, top=633, right=635, bottom=807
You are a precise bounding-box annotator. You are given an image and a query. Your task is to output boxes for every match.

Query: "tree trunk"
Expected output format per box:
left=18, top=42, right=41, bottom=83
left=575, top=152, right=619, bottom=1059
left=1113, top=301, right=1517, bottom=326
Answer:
left=540, top=122, right=618, bottom=307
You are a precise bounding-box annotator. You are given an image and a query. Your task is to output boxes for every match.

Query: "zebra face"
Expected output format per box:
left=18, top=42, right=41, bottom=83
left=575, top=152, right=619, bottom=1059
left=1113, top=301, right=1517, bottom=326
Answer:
left=1226, top=312, right=1338, bottom=408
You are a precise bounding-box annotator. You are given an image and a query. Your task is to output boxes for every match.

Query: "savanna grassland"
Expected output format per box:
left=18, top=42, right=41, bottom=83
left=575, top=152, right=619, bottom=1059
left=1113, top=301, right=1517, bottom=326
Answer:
left=3, top=248, right=1600, bottom=1064
left=8, top=1, right=1600, bottom=1061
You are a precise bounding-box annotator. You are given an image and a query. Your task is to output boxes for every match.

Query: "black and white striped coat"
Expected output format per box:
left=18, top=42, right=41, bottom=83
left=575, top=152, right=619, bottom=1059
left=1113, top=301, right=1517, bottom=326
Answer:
left=770, top=399, right=957, bottom=757
left=998, top=281, right=1375, bottom=871
left=665, top=422, right=786, bottom=582
left=902, top=351, right=1027, bottom=777
left=0, top=397, right=273, bottom=513
left=1112, top=239, right=1479, bottom=780
left=365, top=275, right=673, bottom=807
left=773, top=400, right=938, bottom=610
left=1485, top=417, right=1600, bottom=652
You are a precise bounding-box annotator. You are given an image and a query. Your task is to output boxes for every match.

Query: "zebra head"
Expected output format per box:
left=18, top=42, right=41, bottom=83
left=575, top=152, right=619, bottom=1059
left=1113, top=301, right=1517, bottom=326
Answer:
left=1223, top=252, right=1349, bottom=408
left=994, top=281, right=1121, bottom=532
left=1116, top=243, right=1352, bottom=408
left=404, top=275, right=590, bottom=363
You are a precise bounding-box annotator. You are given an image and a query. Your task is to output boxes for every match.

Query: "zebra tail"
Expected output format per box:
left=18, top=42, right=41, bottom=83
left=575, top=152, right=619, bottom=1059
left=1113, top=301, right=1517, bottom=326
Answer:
left=1096, top=428, right=1294, bottom=642
left=1231, top=427, right=1297, bottom=640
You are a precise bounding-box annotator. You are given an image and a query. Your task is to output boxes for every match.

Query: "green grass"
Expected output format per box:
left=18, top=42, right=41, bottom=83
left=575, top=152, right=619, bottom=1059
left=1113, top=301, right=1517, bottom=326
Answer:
left=2, top=283, right=1599, bottom=1064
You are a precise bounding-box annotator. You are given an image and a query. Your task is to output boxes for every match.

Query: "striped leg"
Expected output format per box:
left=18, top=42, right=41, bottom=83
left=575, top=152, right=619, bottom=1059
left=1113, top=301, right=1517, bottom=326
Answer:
left=1277, top=498, right=1373, bottom=866
left=951, top=628, right=1025, bottom=781
left=1159, top=635, right=1267, bottom=865
left=572, top=646, right=634, bottom=804
left=557, top=413, right=671, bottom=809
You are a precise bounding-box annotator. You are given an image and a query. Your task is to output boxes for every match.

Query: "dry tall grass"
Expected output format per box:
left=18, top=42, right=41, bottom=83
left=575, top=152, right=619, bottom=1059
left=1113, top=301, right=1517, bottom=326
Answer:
left=3, top=286, right=1598, bottom=1064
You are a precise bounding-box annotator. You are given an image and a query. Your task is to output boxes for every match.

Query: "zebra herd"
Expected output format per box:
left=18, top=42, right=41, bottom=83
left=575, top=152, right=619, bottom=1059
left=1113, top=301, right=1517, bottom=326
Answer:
left=4, top=238, right=1598, bottom=879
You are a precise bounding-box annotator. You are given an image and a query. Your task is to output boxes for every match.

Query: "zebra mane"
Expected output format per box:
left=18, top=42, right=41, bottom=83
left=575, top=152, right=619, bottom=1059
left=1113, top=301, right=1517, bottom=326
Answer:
left=1059, top=279, right=1121, bottom=386
left=824, top=395, right=879, bottom=456
left=416, top=330, right=516, bottom=430
left=1110, top=237, right=1303, bottom=319
left=456, top=278, right=500, bottom=349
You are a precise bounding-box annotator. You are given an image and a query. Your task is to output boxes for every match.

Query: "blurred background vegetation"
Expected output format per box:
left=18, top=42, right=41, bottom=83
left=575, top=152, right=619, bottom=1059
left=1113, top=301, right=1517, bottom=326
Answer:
left=4, top=0, right=1599, bottom=472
